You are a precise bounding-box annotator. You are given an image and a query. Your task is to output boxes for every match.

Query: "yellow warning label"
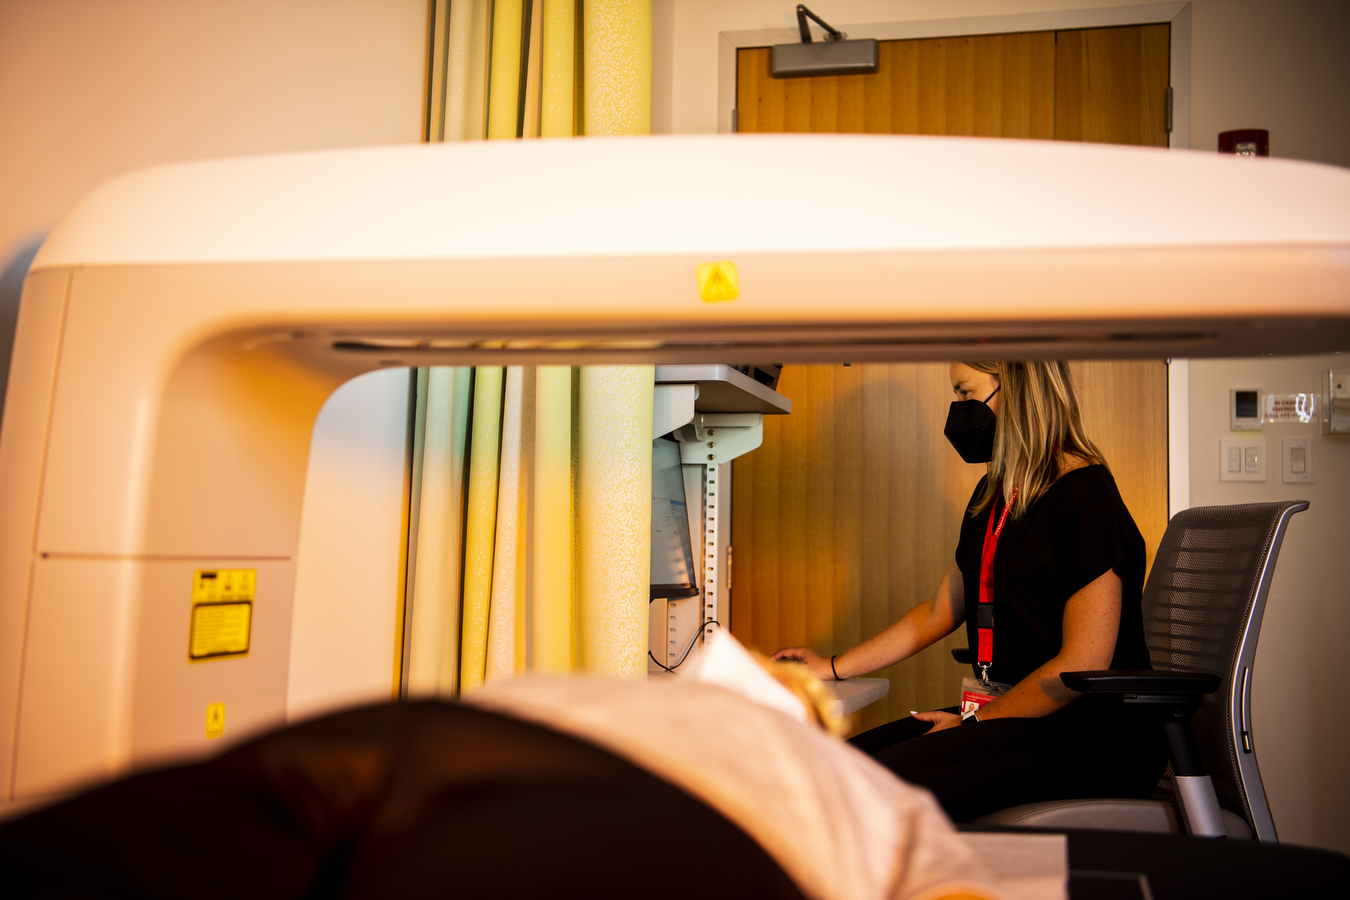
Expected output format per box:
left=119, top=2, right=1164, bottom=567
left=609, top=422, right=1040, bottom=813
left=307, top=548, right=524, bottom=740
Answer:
left=697, top=261, right=739, bottom=302
left=193, top=569, right=255, bottom=603
left=205, top=702, right=226, bottom=739
left=190, top=570, right=254, bottom=661
left=189, top=602, right=252, bottom=660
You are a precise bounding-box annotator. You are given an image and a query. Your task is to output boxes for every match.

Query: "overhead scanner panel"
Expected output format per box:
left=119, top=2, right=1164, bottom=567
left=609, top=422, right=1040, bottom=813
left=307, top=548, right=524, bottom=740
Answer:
left=30, top=134, right=1350, bottom=363
left=1, top=134, right=1348, bottom=800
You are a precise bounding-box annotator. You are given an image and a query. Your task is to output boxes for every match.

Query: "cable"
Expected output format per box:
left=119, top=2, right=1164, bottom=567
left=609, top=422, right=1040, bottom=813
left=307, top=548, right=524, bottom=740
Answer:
left=650, top=619, right=721, bottom=673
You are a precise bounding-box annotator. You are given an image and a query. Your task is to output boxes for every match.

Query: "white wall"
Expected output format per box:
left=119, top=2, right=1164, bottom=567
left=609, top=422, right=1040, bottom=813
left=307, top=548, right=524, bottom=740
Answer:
left=1189, top=361, right=1350, bottom=854
left=653, top=0, right=1350, bottom=853
left=0, top=0, right=427, bottom=725
left=0, top=0, right=429, bottom=398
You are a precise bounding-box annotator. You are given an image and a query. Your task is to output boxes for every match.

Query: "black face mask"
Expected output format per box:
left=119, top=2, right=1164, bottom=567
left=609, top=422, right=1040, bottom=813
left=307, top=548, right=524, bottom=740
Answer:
left=944, top=385, right=1000, bottom=464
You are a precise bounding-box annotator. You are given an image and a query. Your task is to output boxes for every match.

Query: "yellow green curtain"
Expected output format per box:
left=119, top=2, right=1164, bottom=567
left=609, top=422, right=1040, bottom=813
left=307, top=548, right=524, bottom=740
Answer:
left=577, top=0, right=654, bottom=677
left=406, top=0, right=653, bottom=697
left=484, top=366, right=533, bottom=682
left=405, top=366, right=472, bottom=697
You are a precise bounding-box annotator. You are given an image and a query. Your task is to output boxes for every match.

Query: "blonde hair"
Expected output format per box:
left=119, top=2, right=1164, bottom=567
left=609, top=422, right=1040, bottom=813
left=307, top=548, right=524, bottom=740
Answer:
left=752, top=651, right=851, bottom=738
left=963, top=361, right=1106, bottom=518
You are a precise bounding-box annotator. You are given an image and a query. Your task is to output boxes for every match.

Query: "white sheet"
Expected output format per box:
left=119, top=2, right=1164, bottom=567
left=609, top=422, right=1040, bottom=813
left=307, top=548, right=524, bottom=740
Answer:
left=466, top=673, right=1007, bottom=900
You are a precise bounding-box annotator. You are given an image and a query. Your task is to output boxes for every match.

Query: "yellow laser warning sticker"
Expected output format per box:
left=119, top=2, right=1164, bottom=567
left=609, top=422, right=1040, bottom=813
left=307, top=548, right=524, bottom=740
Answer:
left=203, top=701, right=225, bottom=739
left=190, top=570, right=255, bottom=661
left=190, top=602, right=252, bottom=660
left=193, top=569, right=255, bottom=603
left=697, top=261, right=739, bottom=302
left=205, top=702, right=225, bottom=739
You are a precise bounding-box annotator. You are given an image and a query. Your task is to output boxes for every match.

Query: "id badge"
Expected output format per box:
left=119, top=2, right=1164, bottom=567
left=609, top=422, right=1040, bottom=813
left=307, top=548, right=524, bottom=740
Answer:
left=960, top=676, right=1011, bottom=715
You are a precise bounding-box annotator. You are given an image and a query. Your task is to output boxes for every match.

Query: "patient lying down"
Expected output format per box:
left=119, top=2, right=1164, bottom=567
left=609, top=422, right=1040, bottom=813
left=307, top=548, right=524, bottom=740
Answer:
left=0, top=634, right=1006, bottom=900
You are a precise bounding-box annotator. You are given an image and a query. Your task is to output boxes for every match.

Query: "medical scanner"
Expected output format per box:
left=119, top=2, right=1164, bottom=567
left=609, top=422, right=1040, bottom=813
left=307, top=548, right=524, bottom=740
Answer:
left=1, top=134, right=1348, bottom=802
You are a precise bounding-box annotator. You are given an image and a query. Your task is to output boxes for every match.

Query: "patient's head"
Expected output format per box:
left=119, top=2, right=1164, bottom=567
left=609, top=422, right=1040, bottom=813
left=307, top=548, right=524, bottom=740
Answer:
left=681, top=631, right=850, bottom=737
left=745, top=655, right=847, bottom=739
left=751, top=650, right=850, bottom=738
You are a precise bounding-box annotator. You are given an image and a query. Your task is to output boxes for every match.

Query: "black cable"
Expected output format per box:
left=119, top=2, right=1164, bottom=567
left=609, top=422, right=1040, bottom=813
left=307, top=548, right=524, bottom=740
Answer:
left=650, top=619, right=722, bottom=673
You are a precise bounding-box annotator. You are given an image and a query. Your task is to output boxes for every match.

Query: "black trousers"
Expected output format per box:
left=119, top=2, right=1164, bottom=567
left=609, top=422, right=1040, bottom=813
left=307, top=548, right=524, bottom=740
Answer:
left=0, top=702, right=805, bottom=900
left=850, top=701, right=1170, bottom=822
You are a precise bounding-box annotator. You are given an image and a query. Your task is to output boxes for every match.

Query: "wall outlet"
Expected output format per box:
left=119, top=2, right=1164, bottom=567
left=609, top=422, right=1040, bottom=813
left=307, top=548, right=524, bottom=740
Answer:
left=1282, top=438, right=1314, bottom=484
left=1220, top=438, right=1266, bottom=482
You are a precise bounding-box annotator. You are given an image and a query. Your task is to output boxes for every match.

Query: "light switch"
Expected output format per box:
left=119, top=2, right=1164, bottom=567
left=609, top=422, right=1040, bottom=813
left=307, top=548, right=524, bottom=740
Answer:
left=1220, top=438, right=1266, bottom=482
left=1282, top=438, right=1313, bottom=484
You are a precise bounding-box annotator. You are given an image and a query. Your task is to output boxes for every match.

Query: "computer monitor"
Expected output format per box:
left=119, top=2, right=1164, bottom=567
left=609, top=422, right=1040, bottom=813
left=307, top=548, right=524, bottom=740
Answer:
left=650, top=438, right=699, bottom=601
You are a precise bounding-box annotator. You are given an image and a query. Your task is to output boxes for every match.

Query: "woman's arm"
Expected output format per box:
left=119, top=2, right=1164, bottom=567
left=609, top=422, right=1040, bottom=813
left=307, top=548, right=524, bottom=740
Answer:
left=773, top=560, right=966, bottom=681
left=919, top=567, right=1123, bottom=732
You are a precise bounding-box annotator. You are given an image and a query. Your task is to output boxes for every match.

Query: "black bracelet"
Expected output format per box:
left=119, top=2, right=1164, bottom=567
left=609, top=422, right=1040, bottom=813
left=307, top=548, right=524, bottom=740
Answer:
left=830, top=655, right=841, bottom=681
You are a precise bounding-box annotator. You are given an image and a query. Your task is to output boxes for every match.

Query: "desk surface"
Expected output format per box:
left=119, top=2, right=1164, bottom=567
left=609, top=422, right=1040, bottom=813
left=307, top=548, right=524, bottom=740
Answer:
left=825, top=677, right=890, bottom=717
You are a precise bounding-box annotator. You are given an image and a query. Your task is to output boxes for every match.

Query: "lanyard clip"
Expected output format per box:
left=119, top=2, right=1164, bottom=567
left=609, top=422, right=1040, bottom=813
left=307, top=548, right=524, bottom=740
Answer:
left=979, top=662, right=992, bottom=687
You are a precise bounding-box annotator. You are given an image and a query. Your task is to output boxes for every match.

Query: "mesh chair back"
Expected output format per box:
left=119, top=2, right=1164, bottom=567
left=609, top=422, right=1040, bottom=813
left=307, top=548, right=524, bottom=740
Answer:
left=1142, top=500, right=1307, bottom=842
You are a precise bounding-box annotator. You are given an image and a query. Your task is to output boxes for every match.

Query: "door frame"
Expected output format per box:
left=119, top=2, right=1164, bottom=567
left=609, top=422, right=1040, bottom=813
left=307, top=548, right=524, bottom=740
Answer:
left=718, top=2, right=1192, bottom=149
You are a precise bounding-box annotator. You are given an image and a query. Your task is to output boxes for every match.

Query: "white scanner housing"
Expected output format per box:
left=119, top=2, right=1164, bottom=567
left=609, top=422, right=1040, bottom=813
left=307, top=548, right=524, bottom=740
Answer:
left=1, top=134, right=1347, bottom=800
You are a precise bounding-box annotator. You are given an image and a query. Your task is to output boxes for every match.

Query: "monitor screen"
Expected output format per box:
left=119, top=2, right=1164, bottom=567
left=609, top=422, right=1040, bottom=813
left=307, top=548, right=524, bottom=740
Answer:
left=650, top=438, right=699, bottom=601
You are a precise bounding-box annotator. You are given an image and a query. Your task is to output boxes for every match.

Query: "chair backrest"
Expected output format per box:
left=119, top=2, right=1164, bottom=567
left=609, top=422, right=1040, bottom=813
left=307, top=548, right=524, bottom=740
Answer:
left=1141, top=500, right=1308, bottom=842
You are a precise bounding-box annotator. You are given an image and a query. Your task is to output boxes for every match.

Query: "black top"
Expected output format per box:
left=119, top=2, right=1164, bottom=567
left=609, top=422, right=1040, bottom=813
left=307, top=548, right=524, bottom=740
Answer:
left=955, top=465, right=1150, bottom=687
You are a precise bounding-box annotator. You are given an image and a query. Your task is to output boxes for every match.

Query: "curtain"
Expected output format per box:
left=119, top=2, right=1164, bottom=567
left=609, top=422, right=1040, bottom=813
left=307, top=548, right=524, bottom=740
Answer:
left=406, top=1, right=654, bottom=697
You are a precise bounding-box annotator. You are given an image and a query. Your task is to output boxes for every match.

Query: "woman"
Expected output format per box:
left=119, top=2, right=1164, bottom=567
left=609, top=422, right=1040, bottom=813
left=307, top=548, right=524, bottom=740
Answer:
left=774, top=361, right=1167, bottom=821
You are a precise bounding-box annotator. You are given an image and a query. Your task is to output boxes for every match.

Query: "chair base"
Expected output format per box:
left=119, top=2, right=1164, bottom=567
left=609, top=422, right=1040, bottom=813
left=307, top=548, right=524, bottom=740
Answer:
left=973, top=798, right=1253, bottom=839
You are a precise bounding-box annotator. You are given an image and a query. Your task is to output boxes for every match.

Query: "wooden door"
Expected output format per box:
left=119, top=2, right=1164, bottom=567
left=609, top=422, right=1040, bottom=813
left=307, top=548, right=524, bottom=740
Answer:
left=737, top=31, right=1056, bottom=137
left=731, top=26, right=1171, bottom=733
left=736, top=24, right=1168, bottom=145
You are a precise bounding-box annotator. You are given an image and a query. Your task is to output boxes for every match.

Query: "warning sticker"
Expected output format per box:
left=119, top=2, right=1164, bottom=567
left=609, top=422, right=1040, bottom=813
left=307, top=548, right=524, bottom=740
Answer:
left=1263, top=393, right=1318, bottom=424
left=192, top=569, right=255, bottom=603
left=189, top=570, right=255, bottom=661
left=697, top=261, right=740, bottom=302
left=205, top=702, right=226, bottom=739
left=190, top=602, right=252, bottom=660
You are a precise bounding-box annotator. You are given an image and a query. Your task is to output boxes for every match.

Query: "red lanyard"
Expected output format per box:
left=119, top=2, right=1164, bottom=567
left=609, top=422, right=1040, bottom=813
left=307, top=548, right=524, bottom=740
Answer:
left=977, top=485, right=1018, bottom=683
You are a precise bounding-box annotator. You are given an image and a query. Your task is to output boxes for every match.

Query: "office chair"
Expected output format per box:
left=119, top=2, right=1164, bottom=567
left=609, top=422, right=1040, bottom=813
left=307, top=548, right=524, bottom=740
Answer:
left=973, top=500, right=1308, bottom=840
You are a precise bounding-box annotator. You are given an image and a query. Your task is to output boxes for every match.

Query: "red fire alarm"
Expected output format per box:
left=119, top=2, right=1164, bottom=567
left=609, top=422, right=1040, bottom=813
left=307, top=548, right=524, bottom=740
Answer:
left=1218, top=129, right=1269, bottom=157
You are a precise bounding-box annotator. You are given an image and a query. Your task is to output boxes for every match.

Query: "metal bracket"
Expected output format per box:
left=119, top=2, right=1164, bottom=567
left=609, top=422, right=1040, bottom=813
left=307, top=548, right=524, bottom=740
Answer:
left=675, top=413, right=762, bottom=465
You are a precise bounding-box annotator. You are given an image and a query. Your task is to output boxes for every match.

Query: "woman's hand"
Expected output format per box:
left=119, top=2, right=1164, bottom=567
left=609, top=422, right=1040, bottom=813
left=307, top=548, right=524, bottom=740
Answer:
left=771, top=647, right=837, bottom=681
left=770, top=561, right=968, bottom=686
left=911, top=710, right=962, bottom=734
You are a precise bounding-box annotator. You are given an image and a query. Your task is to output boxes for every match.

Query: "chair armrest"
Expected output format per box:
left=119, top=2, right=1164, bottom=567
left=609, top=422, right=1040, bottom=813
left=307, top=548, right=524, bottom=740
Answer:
left=1060, top=670, right=1221, bottom=695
